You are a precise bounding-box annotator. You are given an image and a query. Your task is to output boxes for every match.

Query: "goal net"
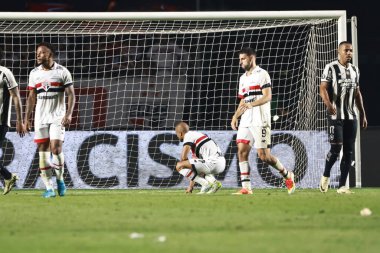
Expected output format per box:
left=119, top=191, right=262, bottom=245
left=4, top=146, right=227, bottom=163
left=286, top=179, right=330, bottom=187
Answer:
left=0, top=11, right=347, bottom=189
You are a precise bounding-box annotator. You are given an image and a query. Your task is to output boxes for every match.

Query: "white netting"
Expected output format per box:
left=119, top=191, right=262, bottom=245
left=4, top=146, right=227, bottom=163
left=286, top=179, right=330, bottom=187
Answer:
left=0, top=15, right=341, bottom=189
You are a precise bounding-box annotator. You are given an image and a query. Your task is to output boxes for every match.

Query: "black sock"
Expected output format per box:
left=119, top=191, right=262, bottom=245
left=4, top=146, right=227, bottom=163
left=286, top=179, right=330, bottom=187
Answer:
left=339, top=157, right=351, bottom=188
left=0, top=165, right=12, bottom=180
left=323, top=152, right=339, bottom=177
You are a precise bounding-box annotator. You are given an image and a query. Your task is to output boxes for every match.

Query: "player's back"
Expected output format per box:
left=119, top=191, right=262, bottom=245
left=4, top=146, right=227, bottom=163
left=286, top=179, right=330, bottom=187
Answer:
left=184, top=131, right=222, bottom=160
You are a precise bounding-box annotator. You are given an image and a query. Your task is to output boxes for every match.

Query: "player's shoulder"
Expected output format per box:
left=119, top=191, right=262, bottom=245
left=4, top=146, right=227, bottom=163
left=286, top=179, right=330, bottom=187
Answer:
left=54, top=62, right=70, bottom=72
left=30, top=65, right=41, bottom=75
left=0, top=65, right=12, bottom=74
left=255, top=66, right=268, bottom=74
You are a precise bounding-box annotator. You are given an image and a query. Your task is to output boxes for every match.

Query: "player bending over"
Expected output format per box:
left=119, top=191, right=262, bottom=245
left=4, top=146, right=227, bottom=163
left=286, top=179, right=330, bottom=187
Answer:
left=175, top=122, right=226, bottom=194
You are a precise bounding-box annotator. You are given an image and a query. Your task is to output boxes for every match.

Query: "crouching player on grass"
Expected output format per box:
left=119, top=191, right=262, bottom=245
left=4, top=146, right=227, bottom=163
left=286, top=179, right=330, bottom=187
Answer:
left=175, top=122, right=226, bottom=194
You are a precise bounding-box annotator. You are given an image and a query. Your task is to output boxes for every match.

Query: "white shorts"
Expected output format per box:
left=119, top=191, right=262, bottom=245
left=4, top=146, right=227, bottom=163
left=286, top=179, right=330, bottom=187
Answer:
left=190, top=156, right=226, bottom=175
left=237, top=126, right=271, bottom=149
left=34, top=122, right=65, bottom=143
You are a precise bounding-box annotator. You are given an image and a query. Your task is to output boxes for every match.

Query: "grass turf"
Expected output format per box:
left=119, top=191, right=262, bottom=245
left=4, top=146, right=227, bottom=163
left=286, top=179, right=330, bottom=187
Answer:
left=1, top=188, right=379, bottom=253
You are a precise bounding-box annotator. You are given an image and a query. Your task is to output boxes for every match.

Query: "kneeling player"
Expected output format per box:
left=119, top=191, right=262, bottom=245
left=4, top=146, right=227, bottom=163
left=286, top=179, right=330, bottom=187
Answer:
left=175, top=122, right=226, bottom=194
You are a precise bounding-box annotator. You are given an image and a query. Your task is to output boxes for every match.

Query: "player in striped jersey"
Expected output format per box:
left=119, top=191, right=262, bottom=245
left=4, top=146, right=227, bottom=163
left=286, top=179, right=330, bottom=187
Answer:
left=231, top=47, right=295, bottom=195
left=0, top=47, right=26, bottom=195
left=319, top=41, right=367, bottom=194
left=24, top=42, right=75, bottom=198
left=175, top=122, right=225, bottom=194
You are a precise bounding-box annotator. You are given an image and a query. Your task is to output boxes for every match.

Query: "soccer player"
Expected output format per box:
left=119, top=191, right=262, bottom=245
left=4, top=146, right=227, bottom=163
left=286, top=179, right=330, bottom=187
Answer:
left=175, top=122, right=225, bottom=194
left=231, top=47, right=295, bottom=195
left=24, top=42, right=75, bottom=198
left=0, top=47, right=26, bottom=195
left=319, top=41, right=367, bottom=194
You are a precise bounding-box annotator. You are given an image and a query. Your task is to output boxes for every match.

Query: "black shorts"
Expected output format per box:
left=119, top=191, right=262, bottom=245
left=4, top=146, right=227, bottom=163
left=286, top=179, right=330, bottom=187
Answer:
left=327, top=119, right=357, bottom=144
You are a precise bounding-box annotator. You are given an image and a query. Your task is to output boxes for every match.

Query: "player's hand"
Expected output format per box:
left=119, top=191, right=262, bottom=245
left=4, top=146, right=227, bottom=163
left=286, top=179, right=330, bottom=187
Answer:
left=16, top=121, right=26, bottom=137
left=185, top=186, right=193, bottom=194
left=231, top=116, right=238, bottom=130
left=361, top=115, right=368, bottom=129
left=24, top=120, right=32, bottom=132
left=61, top=114, right=72, bottom=128
left=242, top=102, right=253, bottom=109
left=327, top=104, right=336, bottom=115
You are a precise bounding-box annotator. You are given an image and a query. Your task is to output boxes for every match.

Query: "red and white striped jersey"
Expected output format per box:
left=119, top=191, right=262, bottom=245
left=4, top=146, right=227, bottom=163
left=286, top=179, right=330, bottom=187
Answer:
left=28, top=62, right=73, bottom=125
left=183, top=131, right=222, bottom=159
left=238, top=66, right=271, bottom=127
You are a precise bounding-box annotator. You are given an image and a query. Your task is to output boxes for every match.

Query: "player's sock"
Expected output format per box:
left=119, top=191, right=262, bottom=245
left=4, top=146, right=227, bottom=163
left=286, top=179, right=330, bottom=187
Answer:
left=273, top=159, right=290, bottom=179
left=52, top=153, right=65, bottom=181
left=178, top=168, right=209, bottom=187
left=39, top=151, right=53, bottom=190
left=205, top=174, right=216, bottom=184
left=0, top=165, right=12, bottom=180
left=323, top=144, right=341, bottom=177
left=40, top=167, right=54, bottom=190
left=239, top=161, right=251, bottom=190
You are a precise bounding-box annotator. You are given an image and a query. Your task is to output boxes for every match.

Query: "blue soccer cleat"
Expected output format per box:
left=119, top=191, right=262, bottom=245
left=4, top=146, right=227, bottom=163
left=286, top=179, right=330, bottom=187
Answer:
left=57, top=180, right=66, bottom=197
left=42, top=189, right=56, bottom=198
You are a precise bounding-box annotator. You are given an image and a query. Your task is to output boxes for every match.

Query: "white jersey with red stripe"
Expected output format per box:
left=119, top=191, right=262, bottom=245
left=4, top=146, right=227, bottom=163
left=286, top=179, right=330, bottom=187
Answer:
left=238, top=66, right=271, bottom=127
left=183, top=131, right=222, bottom=160
left=28, top=62, right=73, bottom=125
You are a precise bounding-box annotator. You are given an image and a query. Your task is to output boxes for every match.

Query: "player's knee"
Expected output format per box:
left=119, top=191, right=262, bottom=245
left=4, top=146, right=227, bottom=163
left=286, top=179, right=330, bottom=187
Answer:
left=175, top=162, right=182, bottom=172
left=330, top=144, right=342, bottom=156
left=237, top=149, right=249, bottom=161
left=258, top=152, right=269, bottom=163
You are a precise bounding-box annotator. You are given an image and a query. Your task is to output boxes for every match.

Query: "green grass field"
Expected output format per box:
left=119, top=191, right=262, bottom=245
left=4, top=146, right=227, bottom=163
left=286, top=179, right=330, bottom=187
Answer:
left=1, top=188, right=379, bottom=253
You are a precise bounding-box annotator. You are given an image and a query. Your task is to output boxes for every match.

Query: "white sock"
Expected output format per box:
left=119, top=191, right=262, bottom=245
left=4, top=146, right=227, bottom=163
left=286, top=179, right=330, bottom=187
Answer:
left=178, top=168, right=209, bottom=187
left=239, top=161, right=251, bottom=190
left=39, top=151, right=53, bottom=190
left=273, top=159, right=290, bottom=179
left=40, top=168, right=54, bottom=190
left=205, top=174, right=216, bottom=184
left=52, top=153, right=65, bottom=181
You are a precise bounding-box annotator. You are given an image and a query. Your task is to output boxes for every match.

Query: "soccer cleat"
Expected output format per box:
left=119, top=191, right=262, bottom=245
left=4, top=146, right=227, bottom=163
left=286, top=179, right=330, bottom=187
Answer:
left=232, top=188, right=253, bottom=195
left=42, top=189, right=56, bottom=198
left=285, top=171, right=296, bottom=195
left=3, top=173, right=19, bottom=195
left=207, top=181, right=222, bottom=194
left=319, top=176, right=330, bottom=193
left=337, top=186, right=354, bottom=194
left=196, top=183, right=212, bottom=194
left=57, top=179, right=67, bottom=197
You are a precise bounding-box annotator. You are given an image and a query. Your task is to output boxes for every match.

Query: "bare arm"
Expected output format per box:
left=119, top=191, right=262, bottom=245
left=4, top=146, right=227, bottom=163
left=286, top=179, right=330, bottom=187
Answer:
left=355, top=87, right=367, bottom=129
left=24, top=89, right=36, bottom=132
left=251, top=87, right=272, bottom=107
left=9, top=87, right=25, bottom=137
left=180, top=144, right=191, bottom=161
left=319, top=81, right=336, bottom=115
left=62, top=85, right=75, bottom=127
left=178, top=144, right=194, bottom=193
left=231, top=99, right=245, bottom=130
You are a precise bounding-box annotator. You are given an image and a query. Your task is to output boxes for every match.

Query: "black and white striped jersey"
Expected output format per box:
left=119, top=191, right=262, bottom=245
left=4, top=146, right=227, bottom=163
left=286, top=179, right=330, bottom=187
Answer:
left=321, top=60, right=359, bottom=120
left=0, top=66, right=18, bottom=127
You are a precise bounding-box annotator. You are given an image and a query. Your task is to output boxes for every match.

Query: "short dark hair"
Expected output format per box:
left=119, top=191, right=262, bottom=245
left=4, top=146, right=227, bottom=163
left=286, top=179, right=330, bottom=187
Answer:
left=338, top=41, right=352, bottom=48
left=238, top=47, right=256, bottom=56
left=37, top=42, right=56, bottom=56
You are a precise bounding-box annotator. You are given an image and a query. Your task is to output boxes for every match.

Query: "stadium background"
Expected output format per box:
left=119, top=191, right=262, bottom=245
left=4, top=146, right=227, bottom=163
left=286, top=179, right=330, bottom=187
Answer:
left=1, top=0, right=379, bottom=187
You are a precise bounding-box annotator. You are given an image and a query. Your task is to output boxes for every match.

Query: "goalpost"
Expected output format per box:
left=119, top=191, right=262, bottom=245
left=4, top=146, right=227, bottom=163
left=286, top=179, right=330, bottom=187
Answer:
left=0, top=11, right=354, bottom=189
